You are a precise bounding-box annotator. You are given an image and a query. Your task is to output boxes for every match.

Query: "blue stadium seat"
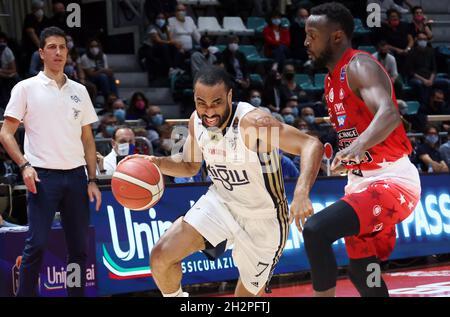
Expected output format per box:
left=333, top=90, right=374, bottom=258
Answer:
left=247, top=17, right=267, bottom=34
left=294, top=73, right=313, bottom=89
left=405, top=101, right=420, bottom=115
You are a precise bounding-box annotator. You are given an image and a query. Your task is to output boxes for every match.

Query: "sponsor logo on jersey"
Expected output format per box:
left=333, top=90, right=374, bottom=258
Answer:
left=337, top=115, right=346, bottom=127
left=334, top=103, right=345, bottom=115
left=329, top=88, right=334, bottom=102
left=340, top=88, right=345, bottom=100
left=340, top=66, right=346, bottom=82
left=207, top=164, right=250, bottom=191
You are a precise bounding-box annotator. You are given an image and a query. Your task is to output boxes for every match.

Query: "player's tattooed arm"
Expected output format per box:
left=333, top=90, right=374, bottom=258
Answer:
left=336, top=54, right=402, bottom=164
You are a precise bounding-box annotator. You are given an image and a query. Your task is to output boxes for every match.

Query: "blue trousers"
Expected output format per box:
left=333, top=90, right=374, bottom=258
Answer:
left=17, top=166, right=90, bottom=297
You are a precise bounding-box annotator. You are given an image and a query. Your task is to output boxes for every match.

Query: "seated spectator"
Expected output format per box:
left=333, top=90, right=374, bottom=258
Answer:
left=416, top=125, right=449, bottom=173
left=247, top=89, right=271, bottom=113
left=439, top=137, right=450, bottom=168
left=190, top=36, right=217, bottom=78
left=372, top=40, right=403, bottom=98
left=263, top=10, right=290, bottom=70
left=409, top=6, right=432, bottom=40
left=220, top=35, right=250, bottom=101
left=144, top=0, right=177, bottom=22
left=21, top=0, right=49, bottom=72
left=406, top=32, right=450, bottom=105
left=126, top=91, right=149, bottom=121
left=111, top=99, right=127, bottom=124
left=300, top=106, right=318, bottom=131
left=289, top=7, right=309, bottom=62
left=95, top=113, right=119, bottom=155
left=262, top=69, right=283, bottom=113
left=144, top=12, right=183, bottom=80
left=280, top=106, right=296, bottom=126
left=168, top=4, right=200, bottom=54
left=81, top=38, right=118, bottom=100
left=146, top=105, right=165, bottom=149
left=397, top=100, right=413, bottom=132
left=0, top=32, right=18, bottom=108
left=97, top=127, right=136, bottom=175
left=378, top=9, right=414, bottom=74
left=280, top=63, right=304, bottom=107
left=293, top=117, right=309, bottom=132
left=48, top=1, right=69, bottom=34
left=427, top=89, right=449, bottom=115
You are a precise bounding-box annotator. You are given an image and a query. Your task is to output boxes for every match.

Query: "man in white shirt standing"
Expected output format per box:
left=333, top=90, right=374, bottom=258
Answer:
left=168, top=4, right=201, bottom=53
left=0, top=27, right=102, bottom=297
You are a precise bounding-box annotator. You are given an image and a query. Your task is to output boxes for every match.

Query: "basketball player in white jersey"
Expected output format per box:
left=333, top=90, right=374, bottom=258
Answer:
left=123, top=66, right=323, bottom=297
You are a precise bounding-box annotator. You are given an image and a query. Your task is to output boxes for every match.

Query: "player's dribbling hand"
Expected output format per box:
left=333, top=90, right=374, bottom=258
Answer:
left=289, top=193, right=314, bottom=233
left=22, top=167, right=40, bottom=194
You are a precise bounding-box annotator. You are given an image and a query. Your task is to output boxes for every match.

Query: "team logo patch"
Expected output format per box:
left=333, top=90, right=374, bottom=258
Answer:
left=72, top=107, right=81, bottom=120
left=373, top=223, right=384, bottom=232
left=329, top=88, right=334, bottom=102
left=337, top=115, right=346, bottom=127
left=373, top=205, right=382, bottom=216
left=339, top=88, right=345, bottom=100
left=334, top=103, right=345, bottom=114
left=340, top=66, right=346, bottom=82
left=71, top=95, right=81, bottom=103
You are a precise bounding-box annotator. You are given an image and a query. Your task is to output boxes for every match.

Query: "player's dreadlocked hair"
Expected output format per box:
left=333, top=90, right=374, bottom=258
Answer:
left=310, top=2, right=354, bottom=39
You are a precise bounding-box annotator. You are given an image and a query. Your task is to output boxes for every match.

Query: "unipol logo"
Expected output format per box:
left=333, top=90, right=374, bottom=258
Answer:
left=103, top=205, right=174, bottom=279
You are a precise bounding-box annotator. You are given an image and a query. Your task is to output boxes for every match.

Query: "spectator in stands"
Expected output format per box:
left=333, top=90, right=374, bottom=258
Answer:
left=146, top=105, right=164, bottom=149
left=190, top=36, right=217, bottom=78
left=126, top=91, right=149, bottom=121
left=48, top=2, right=68, bottom=33
left=21, top=0, right=49, bottom=72
left=81, top=38, right=118, bottom=101
left=220, top=35, right=250, bottom=101
left=112, top=99, right=127, bottom=124
left=300, top=106, right=318, bottom=131
left=416, top=125, right=449, bottom=173
left=397, top=100, right=413, bottom=132
left=263, top=10, right=290, bottom=70
left=168, top=4, right=201, bottom=54
left=379, top=9, right=414, bottom=74
left=0, top=32, right=18, bottom=109
left=409, top=6, right=433, bottom=40
left=406, top=32, right=450, bottom=105
left=144, top=0, right=177, bottom=22
left=96, top=113, right=118, bottom=139
left=247, top=89, right=271, bottom=113
left=97, top=127, right=136, bottom=175
left=427, top=89, right=449, bottom=115
left=372, top=40, right=403, bottom=98
left=280, top=63, right=304, bottom=107
left=367, top=0, right=409, bottom=15
left=280, top=106, right=296, bottom=126
left=144, top=13, right=182, bottom=80
left=439, top=137, right=450, bottom=168
left=289, top=7, right=309, bottom=62
left=262, top=68, right=283, bottom=113
left=293, top=117, right=309, bottom=133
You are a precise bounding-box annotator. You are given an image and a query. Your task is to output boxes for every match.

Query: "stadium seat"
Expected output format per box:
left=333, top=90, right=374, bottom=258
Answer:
left=353, top=18, right=370, bottom=36
left=198, top=0, right=220, bottom=5
left=280, top=17, right=290, bottom=28
left=294, top=73, right=313, bottom=89
left=314, top=73, right=327, bottom=89
left=357, top=45, right=376, bottom=54
left=239, top=45, right=272, bottom=64
left=197, top=17, right=227, bottom=36
left=247, top=17, right=267, bottom=34
left=405, top=101, right=420, bottom=115
left=223, top=17, right=254, bottom=36
left=249, top=73, right=263, bottom=87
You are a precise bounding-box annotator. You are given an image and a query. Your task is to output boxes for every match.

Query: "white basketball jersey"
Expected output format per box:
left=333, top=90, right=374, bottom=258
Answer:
left=193, top=102, right=288, bottom=219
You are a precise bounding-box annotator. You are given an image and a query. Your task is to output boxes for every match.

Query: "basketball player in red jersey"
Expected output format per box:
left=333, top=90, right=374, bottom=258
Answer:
left=299, top=2, right=421, bottom=297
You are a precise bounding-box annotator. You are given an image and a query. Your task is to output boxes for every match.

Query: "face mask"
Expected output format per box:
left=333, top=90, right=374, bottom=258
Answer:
left=35, top=9, right=44, bottom=20
left=117, top=143, right=130, bottom=156
left=135, top=100, right=146, bottom=110
left=113, top=109, right=126, bottom=122
left=417, top=40, right=427, bottom=48
left=105, top=125, right=115, bottom=137
left=250, top=96, right=262, bottom=107
left=90, top=47, right=100, bottom=56
left=425, top=134, right=439, bottom=145
left=66, top=41, right=74, bottom=50
left=389, top=19, right=400, bottom=27
left=414, top=15, right=425, bottom=23
left=304, top=114, right=315, bottom=124
left=272, top=18, right=281, bottom=26
left=156, top=19, right=166, bottom=28
left=379, top=52, right=387, bottom=58
left=151, top=114, right=164, bottom=126
left=0, top=42, right=6, bottom=49
left=295, top=17, right=306, bottom=26
left=228, top=43, right=239, bottom=52
left=284, top=72, right=295, bottom=81
left=177, top=11, right=186, bottom=20
left=291, top=106, right=299, bottom=117
left=283, top=114, right=295, bottom=125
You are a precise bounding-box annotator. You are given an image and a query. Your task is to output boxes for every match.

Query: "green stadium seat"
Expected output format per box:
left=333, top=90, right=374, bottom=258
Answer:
left=249, top=73, right=263, bottom=87
left=354, top=18, right=370, bottom=36
left=357, top=45, right=376, bottom=54
left=247, top=17, right=267, bottom=34
left=239, top=45, right=272, bottom=64
left=405, top=101, right=420, bottom=115
left=314, top=73, right=327, bottom=89
left=294, top=73, right=313, bottom=89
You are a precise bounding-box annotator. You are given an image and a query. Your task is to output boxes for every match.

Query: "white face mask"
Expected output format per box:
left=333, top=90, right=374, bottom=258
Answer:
left=117, top=143, right=130, bottom=156
left=35, top=9, right=44, bottom=19
left=417, top=40, right=427, bottom=48
left=228, top=43, right=239, bottom=52
left=90, top=47, right=100, bottom=56
left=67, top=41, right=74, bottom=50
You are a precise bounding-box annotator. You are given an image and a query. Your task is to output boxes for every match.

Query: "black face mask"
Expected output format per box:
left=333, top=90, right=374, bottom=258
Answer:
left=284, top=73, right=295, bottom=81
left=379, top=52, right=387, bottom=58
left=200, top=41, right=211, bottom=50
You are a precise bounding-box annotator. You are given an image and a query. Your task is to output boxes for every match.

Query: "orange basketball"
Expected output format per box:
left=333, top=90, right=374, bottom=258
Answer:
left=111, top=157, right=164, bottom=210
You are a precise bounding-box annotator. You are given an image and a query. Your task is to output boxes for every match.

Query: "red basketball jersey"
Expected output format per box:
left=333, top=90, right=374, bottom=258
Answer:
left=325, top=48, right=412, bottom=172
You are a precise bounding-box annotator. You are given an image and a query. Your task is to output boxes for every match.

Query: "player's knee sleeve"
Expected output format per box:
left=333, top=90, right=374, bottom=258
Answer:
left=348, top=257, right=389, bottom=297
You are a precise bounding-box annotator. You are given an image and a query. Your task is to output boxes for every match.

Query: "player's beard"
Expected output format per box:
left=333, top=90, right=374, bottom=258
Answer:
left=312, top=39, right=333, bottom=69
left=201, top=101, right=231, bottom=130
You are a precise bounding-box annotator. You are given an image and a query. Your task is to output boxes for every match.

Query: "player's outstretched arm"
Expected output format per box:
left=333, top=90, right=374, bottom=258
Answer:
left=332, top=54, right=401, bottom=169
left=121, top=113, right=203, bottom=177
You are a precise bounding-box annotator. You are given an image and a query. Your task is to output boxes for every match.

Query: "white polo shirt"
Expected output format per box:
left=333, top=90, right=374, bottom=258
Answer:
left=4, top=71, right=99, bottom=170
